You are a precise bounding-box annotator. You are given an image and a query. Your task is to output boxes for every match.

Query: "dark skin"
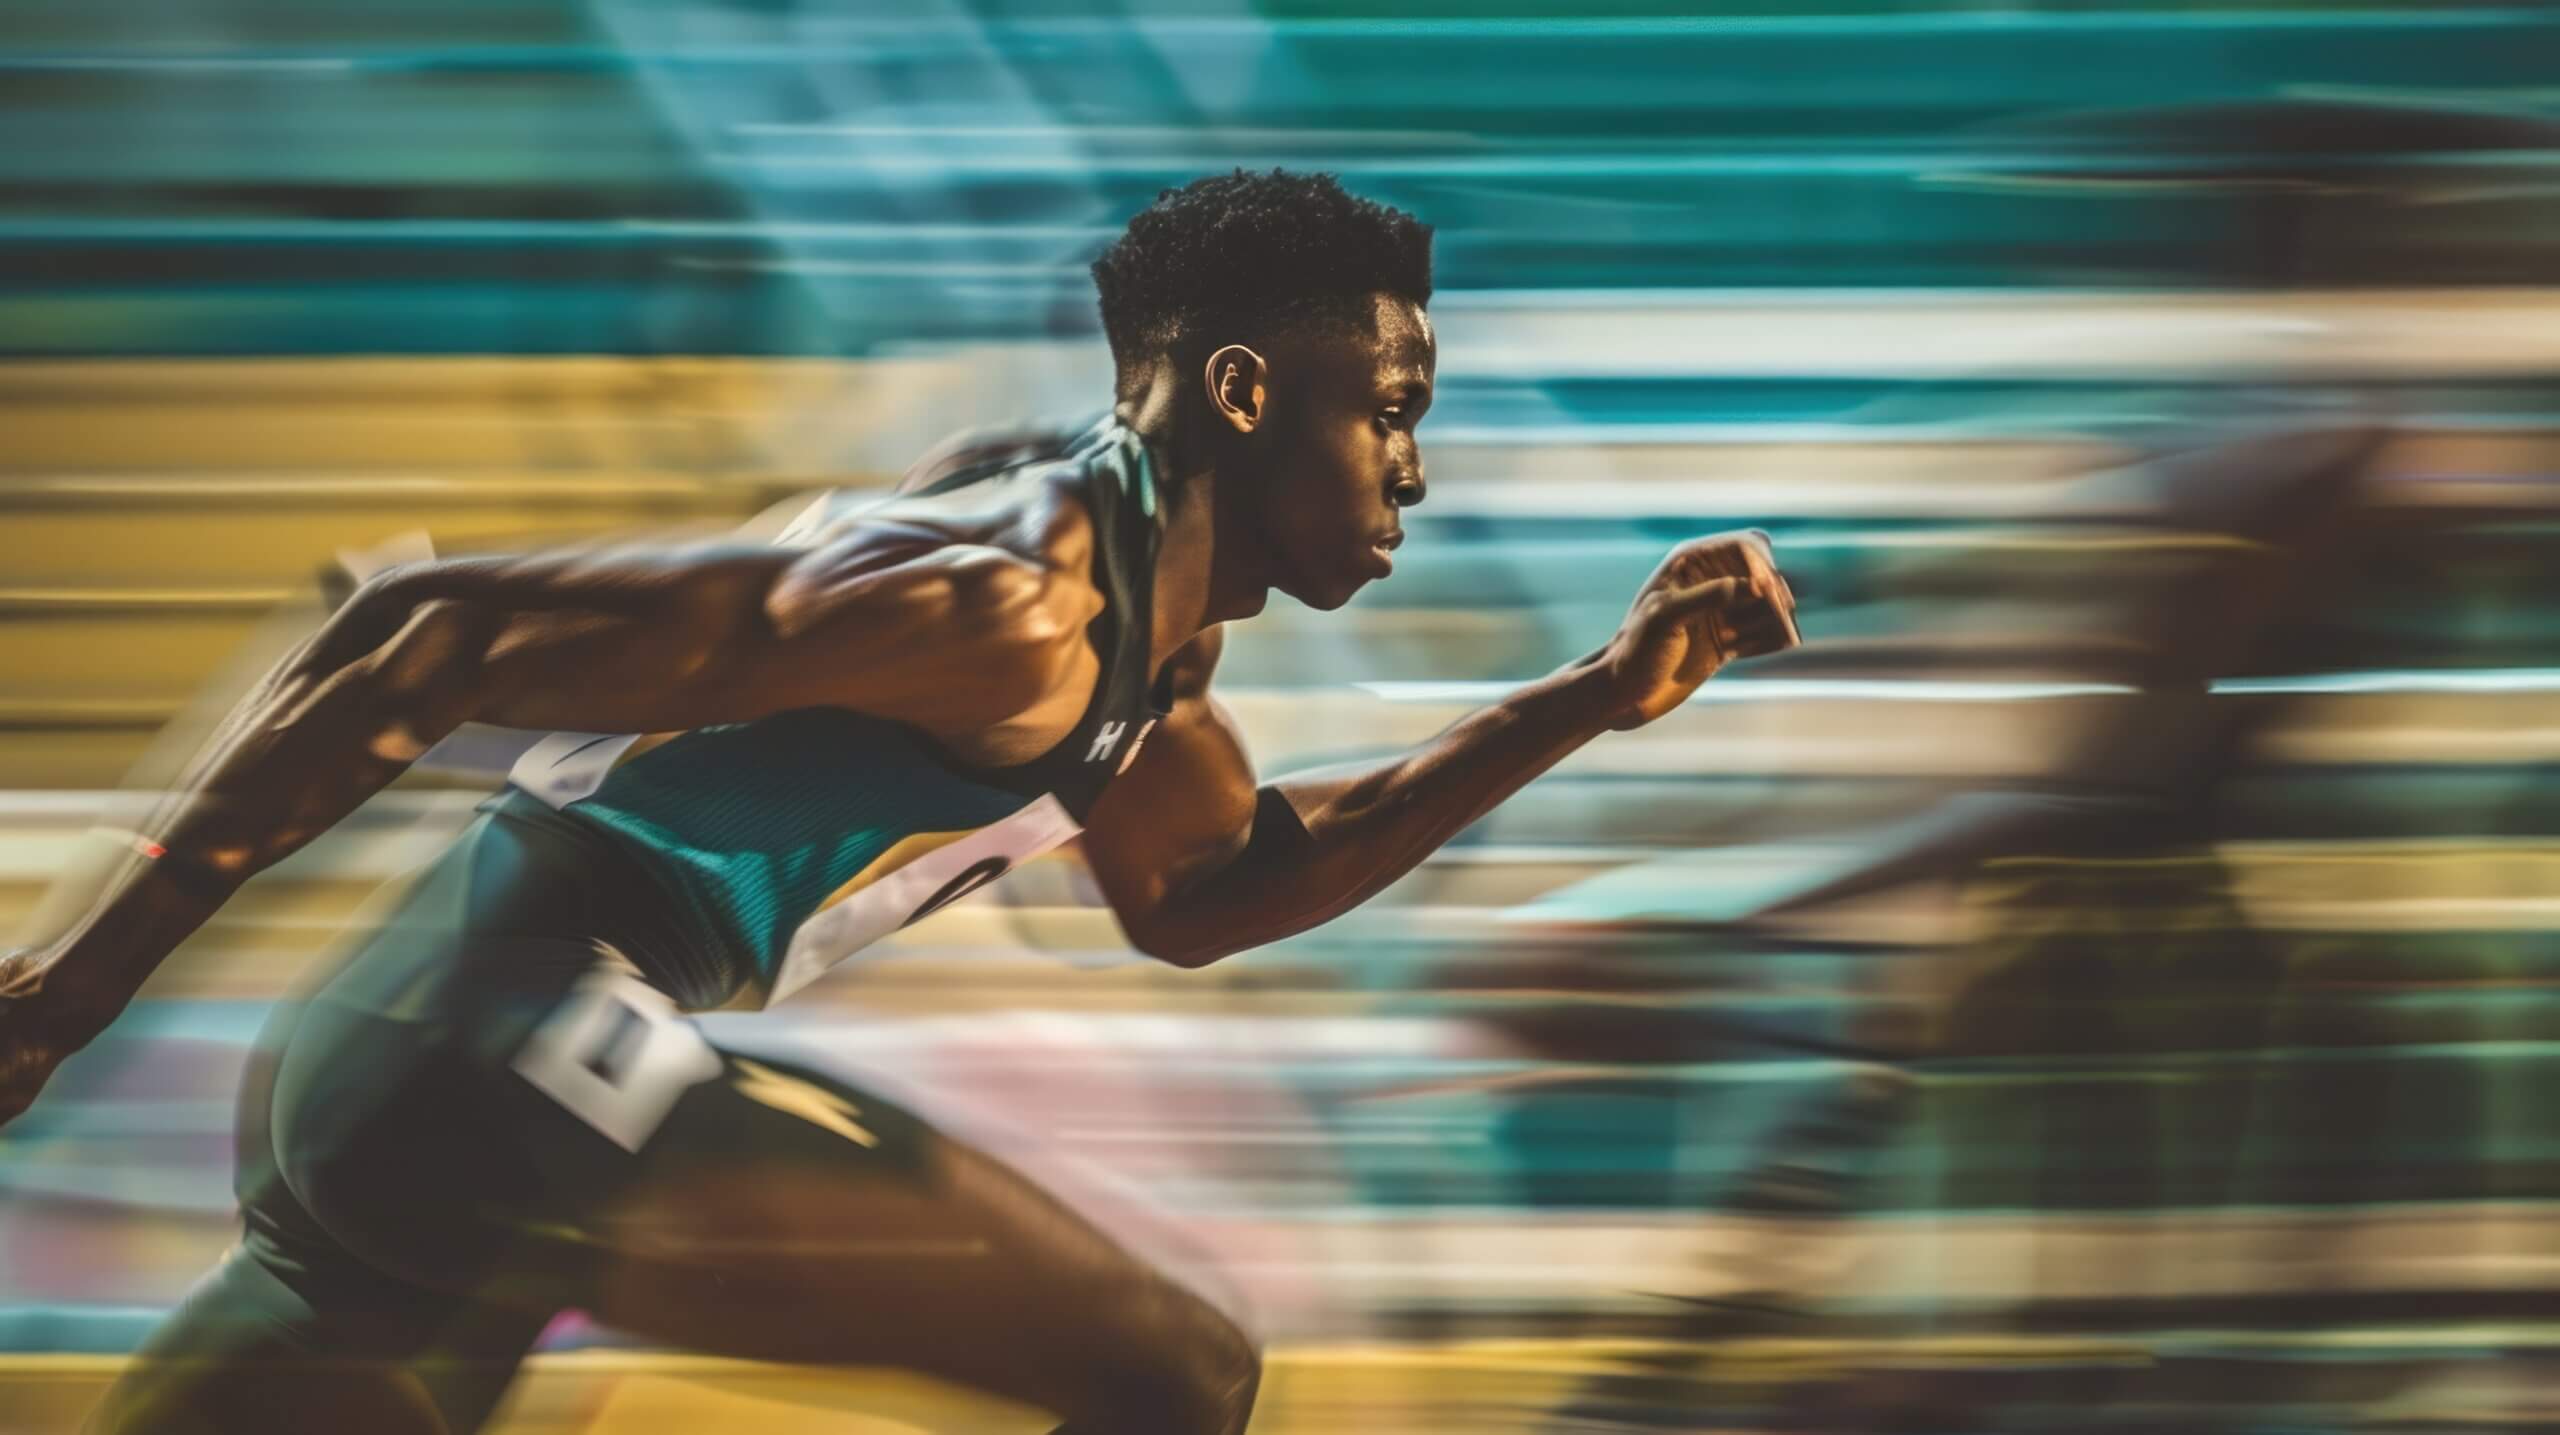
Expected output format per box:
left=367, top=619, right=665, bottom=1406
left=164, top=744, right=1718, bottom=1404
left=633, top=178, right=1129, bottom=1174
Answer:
left=0, top=289, right=1797, bottom=1125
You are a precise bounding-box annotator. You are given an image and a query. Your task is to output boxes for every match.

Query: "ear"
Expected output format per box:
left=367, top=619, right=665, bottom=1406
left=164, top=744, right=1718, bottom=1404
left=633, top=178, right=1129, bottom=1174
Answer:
left=1202, top=344, right=1269, bottom=434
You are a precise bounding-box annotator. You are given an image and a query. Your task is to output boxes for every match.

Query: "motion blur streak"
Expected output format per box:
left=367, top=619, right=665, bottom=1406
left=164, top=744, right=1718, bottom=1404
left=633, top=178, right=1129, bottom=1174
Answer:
left=3, top=2, right=2557, bottom=1432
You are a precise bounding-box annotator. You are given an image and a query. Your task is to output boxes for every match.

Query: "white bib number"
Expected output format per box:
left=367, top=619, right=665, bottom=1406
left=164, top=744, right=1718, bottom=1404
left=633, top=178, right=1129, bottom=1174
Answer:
left=512, top=966, right=722, bottom=1152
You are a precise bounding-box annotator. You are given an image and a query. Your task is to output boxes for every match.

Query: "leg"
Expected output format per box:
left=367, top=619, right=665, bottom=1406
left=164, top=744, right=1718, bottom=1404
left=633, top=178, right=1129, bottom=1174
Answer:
left=85, top=1218, right=545, bottom=1435
left=87, top=945, right=550, bottom=1435
left=253, top=920, right=1259, bottom=1435
left=542, top=1043, right=1262, bottom=1435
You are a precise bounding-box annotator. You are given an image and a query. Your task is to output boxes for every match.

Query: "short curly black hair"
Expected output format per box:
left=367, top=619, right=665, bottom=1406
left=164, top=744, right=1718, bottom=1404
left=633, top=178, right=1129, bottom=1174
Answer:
left=1091, top=169, right=1432, bottom=372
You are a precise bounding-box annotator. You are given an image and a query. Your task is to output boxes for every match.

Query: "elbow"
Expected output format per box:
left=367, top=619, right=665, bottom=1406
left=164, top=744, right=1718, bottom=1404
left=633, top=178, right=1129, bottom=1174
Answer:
left=1119, top=911, right=1234, bottom=970
left=342, top=561, right=433, bottom=617
left=358, top=597, right=501, bottom=750
left=1144, top=927, right=1224, bottom=968
left=1135, top=934, right=1231, bottom=971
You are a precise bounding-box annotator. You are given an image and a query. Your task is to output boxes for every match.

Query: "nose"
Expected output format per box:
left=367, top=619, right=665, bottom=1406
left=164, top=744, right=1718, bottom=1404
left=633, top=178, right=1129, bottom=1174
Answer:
left=1389, top=469, right=1426, bottom=510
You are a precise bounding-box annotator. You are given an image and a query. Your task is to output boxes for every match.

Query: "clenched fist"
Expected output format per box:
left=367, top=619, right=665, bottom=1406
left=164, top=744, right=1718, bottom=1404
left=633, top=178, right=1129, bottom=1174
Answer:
left=0, top=946, right=80, bottom=1130
left=1597, top=530, right=1800, bottom=729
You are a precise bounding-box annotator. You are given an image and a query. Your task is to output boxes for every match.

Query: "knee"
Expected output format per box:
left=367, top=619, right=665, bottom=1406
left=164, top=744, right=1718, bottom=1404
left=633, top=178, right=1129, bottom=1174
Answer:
left=1080, top=1284, right=1261, bottom=1435
left=1179, top=1304, right=1261, bottom=1435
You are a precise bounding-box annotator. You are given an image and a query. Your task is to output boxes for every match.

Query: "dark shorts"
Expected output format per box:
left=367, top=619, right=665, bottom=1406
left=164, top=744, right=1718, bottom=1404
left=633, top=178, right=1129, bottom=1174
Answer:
left=93, top=798, right=943, bottom=1432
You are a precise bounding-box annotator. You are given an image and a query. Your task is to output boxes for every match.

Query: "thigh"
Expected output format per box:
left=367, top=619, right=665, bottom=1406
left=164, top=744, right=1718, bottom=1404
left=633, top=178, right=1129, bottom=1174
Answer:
left=494, top=973, right=1256, bottom=1431
left=266, top=948, right=1256, bottom=1432
left=86, top=1224, right=546, bottom=1435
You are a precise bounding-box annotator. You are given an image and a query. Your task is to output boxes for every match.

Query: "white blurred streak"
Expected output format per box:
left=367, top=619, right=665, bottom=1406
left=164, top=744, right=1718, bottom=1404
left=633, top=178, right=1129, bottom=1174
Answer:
left=1435, top=287, right=2560, bottom=379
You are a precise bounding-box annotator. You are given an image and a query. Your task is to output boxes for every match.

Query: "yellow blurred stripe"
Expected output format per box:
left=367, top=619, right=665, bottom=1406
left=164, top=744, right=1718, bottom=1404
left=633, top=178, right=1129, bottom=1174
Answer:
left=3, top=1325, right=2557, bottom=1435
left=0, top=356, right=947, bottom=476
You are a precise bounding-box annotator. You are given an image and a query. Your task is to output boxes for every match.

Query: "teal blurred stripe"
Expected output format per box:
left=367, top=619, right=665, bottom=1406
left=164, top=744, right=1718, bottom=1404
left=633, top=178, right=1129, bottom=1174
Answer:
left=3, top=5, right=2556, bottom=353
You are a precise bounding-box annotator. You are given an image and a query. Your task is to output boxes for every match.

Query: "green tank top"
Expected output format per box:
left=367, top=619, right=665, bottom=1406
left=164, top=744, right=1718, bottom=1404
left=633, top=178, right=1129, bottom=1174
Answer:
left=502, top=419, right=1169, bottom=1009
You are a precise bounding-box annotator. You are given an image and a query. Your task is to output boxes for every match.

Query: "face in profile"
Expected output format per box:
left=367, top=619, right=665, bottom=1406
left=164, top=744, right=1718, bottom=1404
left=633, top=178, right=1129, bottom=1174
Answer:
left=1236, top=293, right=1437, bottom=611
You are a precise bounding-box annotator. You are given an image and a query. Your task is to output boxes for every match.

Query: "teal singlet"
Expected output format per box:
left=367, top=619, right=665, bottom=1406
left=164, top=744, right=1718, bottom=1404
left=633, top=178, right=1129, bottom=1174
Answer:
left=499, top=419, right=1171, bottom=1010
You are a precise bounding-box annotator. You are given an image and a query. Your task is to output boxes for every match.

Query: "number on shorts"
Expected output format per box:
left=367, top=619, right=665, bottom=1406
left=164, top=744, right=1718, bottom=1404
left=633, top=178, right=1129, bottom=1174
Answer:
left=511, top=967, right=722, bottom=1152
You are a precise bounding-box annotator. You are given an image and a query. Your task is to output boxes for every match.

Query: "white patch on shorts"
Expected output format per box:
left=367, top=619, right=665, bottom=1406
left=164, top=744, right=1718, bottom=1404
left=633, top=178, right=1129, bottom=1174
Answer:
left=512, top=964, right=722, bottom=1152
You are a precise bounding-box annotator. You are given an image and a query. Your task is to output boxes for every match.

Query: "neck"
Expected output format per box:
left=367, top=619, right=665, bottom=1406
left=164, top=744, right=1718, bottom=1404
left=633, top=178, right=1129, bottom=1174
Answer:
left=1115, top=364, right=1271, bottom=667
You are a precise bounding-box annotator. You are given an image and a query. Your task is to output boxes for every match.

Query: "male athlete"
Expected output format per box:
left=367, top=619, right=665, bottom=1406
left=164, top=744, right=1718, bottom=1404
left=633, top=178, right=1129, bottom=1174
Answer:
left=0, top=170, right=1798, bottom=1434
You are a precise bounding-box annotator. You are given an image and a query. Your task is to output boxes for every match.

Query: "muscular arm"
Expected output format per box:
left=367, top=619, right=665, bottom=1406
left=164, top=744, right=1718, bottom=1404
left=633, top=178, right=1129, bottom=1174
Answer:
left=1081, top=631, right=1618, bottom=965
left=0, top=519, right=1094, bottom=1118
left=1082, top=531, right=1799, bottom=968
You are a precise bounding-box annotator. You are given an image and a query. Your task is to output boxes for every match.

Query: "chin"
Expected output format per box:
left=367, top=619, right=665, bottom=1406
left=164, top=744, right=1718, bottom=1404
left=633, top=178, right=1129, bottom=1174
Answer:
left=1278, top=572, right=1364, bottom=613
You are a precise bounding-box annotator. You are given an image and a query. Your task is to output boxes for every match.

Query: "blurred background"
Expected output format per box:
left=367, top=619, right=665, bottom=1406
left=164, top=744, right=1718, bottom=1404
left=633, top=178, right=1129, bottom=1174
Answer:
left=3, top=1, right=2558, bottom=1431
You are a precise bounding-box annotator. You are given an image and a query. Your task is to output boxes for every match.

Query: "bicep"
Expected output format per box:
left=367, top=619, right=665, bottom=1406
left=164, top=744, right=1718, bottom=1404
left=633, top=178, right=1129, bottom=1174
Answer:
left=1079, top=636, right=1262, bottom=935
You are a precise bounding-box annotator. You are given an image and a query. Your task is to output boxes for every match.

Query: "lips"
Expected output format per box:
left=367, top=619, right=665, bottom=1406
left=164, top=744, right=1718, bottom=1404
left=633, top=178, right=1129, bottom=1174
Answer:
left=1368, top=528, right=1404, bottom=577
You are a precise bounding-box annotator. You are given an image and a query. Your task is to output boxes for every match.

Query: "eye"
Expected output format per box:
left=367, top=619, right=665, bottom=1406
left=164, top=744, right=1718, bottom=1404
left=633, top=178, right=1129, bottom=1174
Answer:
left=1375, top=406, right=1405, bottom=433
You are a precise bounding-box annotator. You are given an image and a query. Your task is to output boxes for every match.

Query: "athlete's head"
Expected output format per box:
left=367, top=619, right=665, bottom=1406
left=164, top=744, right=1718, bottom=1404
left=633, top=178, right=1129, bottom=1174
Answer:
left=1093, top=169, right=1435, bottom=610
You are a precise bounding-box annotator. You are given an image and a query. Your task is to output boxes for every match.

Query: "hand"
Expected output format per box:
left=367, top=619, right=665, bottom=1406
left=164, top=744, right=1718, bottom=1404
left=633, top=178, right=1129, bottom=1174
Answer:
left=1598, top=530, right=1800, bottom=729
left=0, top=945, right=88, bottom=1130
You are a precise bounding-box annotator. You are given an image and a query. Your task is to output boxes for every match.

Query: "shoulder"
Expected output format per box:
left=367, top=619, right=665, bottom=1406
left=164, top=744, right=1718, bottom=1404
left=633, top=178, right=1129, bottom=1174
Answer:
left=785, top=453, right=1098, bottom=582
left=895, top=420, right=1087, bottom=497
left=775, top=415, right=1097, bottom=554
left=765, top=470, right=1101, bottom=653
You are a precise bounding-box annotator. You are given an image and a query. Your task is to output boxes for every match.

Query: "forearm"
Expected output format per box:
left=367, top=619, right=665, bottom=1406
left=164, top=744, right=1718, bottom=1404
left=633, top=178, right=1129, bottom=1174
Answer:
left=27, top=591, right=484, bottom=1017
left=1141, top=657, right=1617, bottom=964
